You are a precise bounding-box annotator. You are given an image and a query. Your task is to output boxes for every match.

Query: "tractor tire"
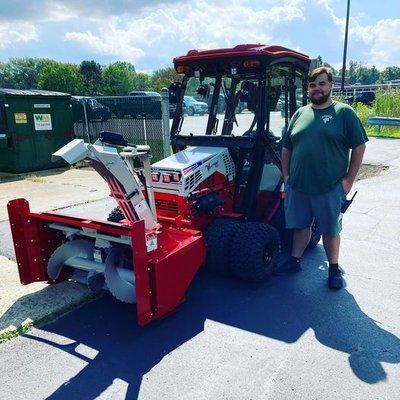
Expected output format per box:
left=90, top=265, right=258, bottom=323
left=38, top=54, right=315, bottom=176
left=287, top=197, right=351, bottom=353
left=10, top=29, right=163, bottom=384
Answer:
left=107, top=206, right=124, bottom=223
left=268, top=204, right=292, bottom=247
left=204, top=218, right=240, bottom=276
left=229, top=222, right=280, bottom=282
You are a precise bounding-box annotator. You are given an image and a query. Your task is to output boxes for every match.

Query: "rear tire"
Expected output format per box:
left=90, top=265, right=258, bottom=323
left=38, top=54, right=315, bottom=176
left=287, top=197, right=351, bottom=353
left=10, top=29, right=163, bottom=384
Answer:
left=204, top=218, right=240, bottom=275
left=229, top=222, right=280, bottom=282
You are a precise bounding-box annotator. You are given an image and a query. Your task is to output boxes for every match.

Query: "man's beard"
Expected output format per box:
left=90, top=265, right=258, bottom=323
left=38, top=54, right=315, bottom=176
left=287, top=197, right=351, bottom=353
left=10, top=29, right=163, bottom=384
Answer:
left=310, top=91, right=331, bottom=105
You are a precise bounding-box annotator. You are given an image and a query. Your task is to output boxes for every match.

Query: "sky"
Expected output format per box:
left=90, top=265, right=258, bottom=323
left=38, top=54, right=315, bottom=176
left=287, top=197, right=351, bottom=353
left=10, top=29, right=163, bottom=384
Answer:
left=0, top=0, right=400, bottom=72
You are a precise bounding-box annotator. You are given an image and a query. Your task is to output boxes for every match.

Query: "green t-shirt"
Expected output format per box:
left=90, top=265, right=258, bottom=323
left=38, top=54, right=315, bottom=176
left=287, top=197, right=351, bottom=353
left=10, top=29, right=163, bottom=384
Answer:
left=282, top=101, right=368, bottom=195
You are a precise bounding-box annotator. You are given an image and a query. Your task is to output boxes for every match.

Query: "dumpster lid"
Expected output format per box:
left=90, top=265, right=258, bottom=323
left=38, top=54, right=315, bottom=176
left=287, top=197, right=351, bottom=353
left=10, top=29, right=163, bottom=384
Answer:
left=0, top=88, right=70, bottom=97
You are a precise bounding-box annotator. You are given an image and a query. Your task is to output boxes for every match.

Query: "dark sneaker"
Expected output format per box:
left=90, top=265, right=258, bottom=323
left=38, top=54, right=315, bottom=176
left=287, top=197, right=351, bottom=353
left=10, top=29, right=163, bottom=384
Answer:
left=274, top=257, right=302, bottom=276
left=328, top=266, right=344, bottom=290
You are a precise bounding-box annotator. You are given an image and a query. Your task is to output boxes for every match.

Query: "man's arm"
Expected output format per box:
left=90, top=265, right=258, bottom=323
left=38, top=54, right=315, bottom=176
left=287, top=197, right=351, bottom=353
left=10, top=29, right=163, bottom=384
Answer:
left=281, top=147, right=291, bottom=184
left=342, top=143, right=366, bottom=193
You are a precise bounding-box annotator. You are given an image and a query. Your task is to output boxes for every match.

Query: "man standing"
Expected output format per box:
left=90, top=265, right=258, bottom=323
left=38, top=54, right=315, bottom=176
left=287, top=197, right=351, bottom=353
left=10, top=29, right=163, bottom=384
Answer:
left=279, top=67, right=368, bottom=289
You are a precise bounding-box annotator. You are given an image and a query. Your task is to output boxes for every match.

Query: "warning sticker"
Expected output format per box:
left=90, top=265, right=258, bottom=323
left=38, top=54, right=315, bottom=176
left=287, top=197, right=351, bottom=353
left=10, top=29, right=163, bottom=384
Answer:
left=14, top=113, right=27, bottom=124
left=34, top=114, right=52, bottom=131
left=146, top=233, right=158, bottom=252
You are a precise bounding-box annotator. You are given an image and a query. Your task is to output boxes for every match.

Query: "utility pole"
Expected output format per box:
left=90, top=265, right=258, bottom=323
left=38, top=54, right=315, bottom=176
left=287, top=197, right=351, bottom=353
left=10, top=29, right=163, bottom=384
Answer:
left=341, top=0, right=351, bottom=93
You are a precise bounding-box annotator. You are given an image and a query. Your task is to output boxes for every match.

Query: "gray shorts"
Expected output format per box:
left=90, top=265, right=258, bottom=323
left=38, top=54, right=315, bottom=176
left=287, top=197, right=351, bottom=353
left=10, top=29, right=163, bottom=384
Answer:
left=284, top=182, right=346, bottom=237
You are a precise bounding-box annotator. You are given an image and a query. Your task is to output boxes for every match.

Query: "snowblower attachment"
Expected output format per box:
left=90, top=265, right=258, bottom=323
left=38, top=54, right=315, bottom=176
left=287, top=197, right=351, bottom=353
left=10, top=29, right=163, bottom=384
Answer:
left=8, top=133, right=206, bottom=326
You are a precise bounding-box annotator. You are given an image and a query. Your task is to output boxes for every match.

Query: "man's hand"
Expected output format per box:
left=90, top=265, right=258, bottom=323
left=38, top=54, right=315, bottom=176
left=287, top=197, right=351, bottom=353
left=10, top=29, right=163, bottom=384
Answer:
left=341, top=177, right=353, bottom=194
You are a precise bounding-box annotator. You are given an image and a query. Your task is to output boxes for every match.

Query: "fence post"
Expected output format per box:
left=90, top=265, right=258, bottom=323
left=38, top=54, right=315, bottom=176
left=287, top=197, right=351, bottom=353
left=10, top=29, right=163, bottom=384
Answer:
left=81, top=99, right=91, bottom=143
left=161, top=88, right=171, bottom=158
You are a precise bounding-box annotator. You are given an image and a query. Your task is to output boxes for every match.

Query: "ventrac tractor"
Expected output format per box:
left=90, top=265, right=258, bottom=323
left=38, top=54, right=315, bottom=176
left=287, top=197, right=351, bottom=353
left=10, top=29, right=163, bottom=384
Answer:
left=8, top=44, right=320, bottom=326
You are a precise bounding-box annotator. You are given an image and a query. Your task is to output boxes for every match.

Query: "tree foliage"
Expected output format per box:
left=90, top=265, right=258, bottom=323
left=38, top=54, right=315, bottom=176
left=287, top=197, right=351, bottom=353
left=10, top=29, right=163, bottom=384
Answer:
left=344, top=61, right=380, bottom=85
left=79, top=60, right=102, bottom=95
left=0, top=58, right=51, bottom=89
left=378, top=66, right=400, bottom=83
left=38, top=62, right=84, bottom=94
left=1, top=56, right=399, bottom=96
left=149, top=67, right=182, bottom=92
left=101, top=62, right=136, bottom=95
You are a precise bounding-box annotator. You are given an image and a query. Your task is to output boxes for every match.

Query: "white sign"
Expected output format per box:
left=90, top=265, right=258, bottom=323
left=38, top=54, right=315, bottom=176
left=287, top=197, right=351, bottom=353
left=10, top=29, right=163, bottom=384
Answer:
left=34, top=104, right=51, bottom=108
left=34, top=114, right=52, bottom=131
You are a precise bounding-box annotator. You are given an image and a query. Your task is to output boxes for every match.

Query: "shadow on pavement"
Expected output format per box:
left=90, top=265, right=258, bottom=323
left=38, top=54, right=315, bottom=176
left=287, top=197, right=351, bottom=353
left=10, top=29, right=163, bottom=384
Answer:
left=22, top=246, right=400, bottom=399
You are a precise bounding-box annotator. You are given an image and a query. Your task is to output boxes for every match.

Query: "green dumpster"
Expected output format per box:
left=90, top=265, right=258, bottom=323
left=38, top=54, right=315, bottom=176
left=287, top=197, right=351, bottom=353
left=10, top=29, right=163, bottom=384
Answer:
left=0, top=89, right=73, bottom=173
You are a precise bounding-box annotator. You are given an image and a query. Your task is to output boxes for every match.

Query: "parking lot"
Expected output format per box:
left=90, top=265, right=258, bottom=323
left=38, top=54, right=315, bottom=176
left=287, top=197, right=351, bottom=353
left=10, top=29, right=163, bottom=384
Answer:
left=0, top=121, right=400, bottom=399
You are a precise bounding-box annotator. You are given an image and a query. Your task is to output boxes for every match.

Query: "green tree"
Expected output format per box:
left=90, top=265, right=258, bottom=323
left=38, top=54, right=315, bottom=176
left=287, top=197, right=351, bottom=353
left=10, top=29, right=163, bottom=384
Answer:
left=343, top=61, right=380, bottom=85
left=79, top=60, right=102, bottom=95
left=378, top=66, right=400, bottom=83
left=0, top=58, right=52, bottom=89
left=149, top=67, right=182, bottom=92
left=132, top=72, right=150, bottom=90
left=38, top=62, right=84, bottom=94
left=101, top=62, right=135, bottom=95
left=310, top=56, right=337, bottom=75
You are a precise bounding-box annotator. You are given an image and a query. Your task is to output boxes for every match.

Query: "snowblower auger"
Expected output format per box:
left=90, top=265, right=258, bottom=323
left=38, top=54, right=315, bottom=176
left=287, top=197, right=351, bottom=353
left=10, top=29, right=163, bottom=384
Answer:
left=8, top=132, right=206, bottom=326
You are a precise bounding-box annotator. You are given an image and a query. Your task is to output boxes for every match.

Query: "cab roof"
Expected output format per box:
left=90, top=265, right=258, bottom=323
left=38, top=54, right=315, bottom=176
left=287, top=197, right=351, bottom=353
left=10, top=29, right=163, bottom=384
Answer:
left=174, top=44, right=310, bottom=65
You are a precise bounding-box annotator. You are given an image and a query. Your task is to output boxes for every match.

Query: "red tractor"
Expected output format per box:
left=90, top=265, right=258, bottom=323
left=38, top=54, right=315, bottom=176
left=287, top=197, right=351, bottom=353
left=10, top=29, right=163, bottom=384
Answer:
left=8, top=44, right=319, bottom=326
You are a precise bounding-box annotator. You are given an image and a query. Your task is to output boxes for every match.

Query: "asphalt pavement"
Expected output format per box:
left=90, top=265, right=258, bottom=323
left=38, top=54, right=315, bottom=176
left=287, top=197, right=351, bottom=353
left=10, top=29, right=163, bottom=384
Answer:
left=0, top=133, right=400, bottom=399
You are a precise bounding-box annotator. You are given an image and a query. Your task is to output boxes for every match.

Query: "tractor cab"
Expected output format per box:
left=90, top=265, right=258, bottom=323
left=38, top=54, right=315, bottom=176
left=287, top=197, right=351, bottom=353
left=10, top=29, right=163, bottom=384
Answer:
left=169, top=44, right=311, bottom=220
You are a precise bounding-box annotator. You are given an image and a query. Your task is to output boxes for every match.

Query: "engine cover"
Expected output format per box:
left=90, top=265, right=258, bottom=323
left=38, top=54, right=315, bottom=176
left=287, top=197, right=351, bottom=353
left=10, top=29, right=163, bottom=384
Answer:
left=151, top=146, right=235, bottom=197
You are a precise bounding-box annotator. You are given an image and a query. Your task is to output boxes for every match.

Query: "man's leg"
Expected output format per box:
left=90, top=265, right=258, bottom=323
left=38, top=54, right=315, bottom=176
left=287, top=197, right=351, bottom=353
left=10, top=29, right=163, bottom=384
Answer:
left=292, top=227, right=312, bottom=258
left=275, top=185, right=313, bottom=275
left=274, top=227, right=311, bottom=274
left=312, top=183, right=345, bottom=289
left=322, top=234, right=340, bottom=263
left=323, top=233, right=343, bottom=290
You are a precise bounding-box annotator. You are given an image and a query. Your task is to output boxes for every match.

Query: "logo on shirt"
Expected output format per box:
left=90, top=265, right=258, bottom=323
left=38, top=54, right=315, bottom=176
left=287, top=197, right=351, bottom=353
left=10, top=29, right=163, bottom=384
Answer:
left=322, top=114, right=333, bottom=124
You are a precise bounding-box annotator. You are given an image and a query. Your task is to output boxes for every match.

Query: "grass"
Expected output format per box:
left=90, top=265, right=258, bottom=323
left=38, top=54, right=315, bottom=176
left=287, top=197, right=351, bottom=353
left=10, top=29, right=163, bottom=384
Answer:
left=0, top=318, right=33, bottom=344
left=352, top=91, right=400, bottom=139
left=0, top=291, right=102, bottom=345
left=25, top=174, right=45, bottom=183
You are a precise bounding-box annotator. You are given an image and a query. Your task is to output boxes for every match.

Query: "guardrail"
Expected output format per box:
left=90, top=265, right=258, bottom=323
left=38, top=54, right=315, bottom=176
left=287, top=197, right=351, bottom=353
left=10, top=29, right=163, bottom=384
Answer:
left=368, top=116, right=400, bottom=134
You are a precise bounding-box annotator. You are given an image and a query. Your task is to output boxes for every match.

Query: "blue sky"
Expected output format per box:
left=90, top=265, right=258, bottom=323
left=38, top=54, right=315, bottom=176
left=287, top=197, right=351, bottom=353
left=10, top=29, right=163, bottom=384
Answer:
left=0, top=0, right=399, bottom=72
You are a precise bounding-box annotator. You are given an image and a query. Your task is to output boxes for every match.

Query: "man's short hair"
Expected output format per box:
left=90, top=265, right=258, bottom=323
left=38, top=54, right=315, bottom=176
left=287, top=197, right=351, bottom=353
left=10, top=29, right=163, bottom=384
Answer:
left=308, top=67, right=333, bottom=83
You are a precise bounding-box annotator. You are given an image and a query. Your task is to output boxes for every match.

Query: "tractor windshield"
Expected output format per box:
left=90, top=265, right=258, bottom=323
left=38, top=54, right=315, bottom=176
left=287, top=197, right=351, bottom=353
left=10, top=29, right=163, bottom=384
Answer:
left=170, top=65, right=307, bottom=139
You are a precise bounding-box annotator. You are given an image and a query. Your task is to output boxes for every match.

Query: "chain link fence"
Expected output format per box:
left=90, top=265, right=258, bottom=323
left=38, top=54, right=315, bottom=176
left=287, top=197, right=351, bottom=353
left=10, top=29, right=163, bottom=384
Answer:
left=72, top=94, right=170, bottom=162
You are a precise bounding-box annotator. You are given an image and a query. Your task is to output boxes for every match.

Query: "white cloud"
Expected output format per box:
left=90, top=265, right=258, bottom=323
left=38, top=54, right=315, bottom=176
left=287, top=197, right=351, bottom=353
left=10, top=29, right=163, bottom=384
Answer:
left=65, top=30, right=145, bottom=62
left=351, top=19, right=400, bottom=68
left=316, top=1, right=400, bottom=68
left=0, top=21, right=38, bottom=49
left=64, top=0, right=306, bottom=65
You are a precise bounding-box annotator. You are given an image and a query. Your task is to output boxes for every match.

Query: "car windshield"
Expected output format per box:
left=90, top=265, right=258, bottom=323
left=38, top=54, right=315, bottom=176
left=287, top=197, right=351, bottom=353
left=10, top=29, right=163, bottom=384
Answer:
left=184, top=96, right=196, bottom=103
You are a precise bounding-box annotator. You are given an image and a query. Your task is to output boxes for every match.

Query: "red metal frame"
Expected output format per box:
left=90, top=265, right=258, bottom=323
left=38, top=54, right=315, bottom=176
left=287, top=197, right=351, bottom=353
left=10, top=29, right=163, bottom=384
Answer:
left=7, top=198, right=206, bottom=326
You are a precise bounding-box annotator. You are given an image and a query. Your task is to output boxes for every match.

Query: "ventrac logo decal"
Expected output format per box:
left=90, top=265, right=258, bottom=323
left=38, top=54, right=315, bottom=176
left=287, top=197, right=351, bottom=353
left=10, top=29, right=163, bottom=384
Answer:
left=322, top=114, right=333, bottom=124
left=205, top=160, right=219, bottom=171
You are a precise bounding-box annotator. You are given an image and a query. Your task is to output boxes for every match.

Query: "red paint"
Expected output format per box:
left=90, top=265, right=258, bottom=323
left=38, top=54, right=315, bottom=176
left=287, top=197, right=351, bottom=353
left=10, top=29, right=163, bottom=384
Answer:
left=7, top=198, right=206, bottom=326
left=174, top=44, right=310, bottom=65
